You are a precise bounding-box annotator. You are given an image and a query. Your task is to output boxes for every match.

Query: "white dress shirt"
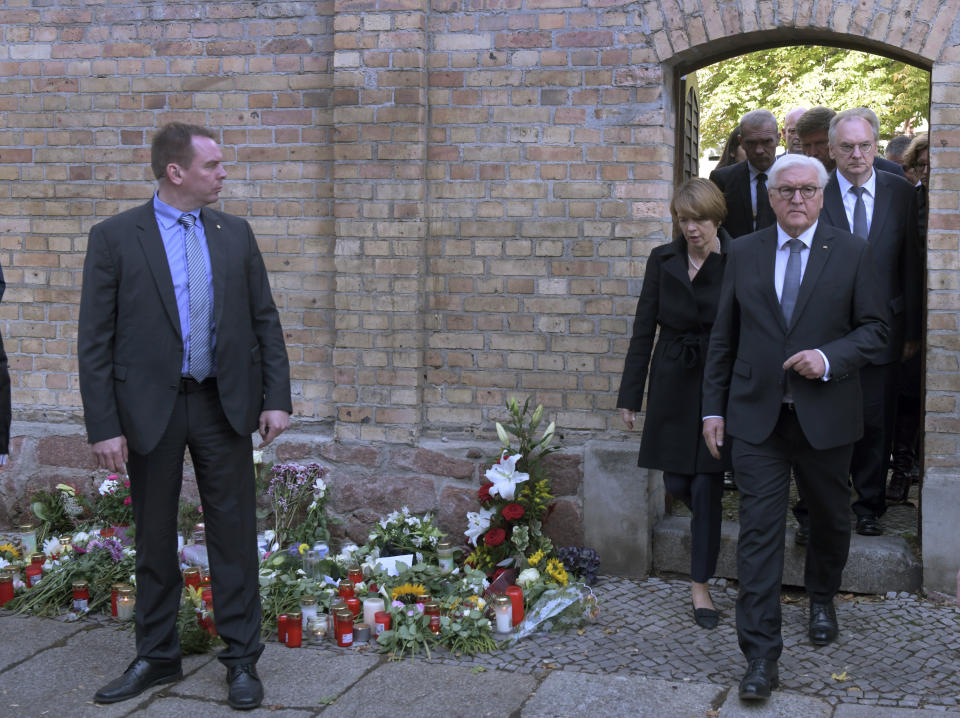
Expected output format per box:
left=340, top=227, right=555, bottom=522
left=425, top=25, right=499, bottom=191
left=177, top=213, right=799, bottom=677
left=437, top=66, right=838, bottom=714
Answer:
left=836, top=168, right=876, bottom=237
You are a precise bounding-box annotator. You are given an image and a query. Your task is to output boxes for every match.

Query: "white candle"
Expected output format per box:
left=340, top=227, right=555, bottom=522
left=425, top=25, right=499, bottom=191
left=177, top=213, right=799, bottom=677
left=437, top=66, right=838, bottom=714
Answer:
left=363, top=596, right=385, bottom=628
left=494, top=596, right=513, bottom=633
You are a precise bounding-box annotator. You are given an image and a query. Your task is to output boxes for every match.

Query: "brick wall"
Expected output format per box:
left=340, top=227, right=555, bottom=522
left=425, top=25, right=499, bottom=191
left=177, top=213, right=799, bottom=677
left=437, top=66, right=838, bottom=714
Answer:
left=1, top=1, right=959, bottom=557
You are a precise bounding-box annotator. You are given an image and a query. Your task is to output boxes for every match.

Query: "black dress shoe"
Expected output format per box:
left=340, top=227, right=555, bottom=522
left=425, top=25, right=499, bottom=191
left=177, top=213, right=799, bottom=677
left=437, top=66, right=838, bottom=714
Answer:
left=94, top=657, right=182, bottom=704
left=856, top=515, right=883, bottom=536
left=693, top=607, right=719, bottom=629
left=794, top=522, right=809, bottom=546
left=739, top=658, right=778, bottom=701
left=227, top=663, right=263, bottom=710
left=886, top=474, right=909, bottom=503
left=808, top=600, right=839, bottom=646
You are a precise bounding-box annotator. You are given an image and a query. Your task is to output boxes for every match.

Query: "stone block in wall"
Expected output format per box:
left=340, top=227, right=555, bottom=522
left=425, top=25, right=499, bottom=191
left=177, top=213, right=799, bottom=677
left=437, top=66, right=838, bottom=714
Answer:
left=582, top=441, right=663, bottom=577
left=392, top=446, right=475, bottom=480
left=36, top=435, right=96, bottom=470
left=436, top=484, right=475, bottom=540
left=922, top=467, right=960, bottom=594
left=328, top=471, right=436, bottom=516
left=543, top=498, right=584, bottom=548
left=542, top=452, right=581, bottom=496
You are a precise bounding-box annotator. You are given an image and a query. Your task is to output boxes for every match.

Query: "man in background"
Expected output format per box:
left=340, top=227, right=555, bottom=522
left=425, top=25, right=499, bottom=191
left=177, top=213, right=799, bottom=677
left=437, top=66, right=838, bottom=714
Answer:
left=710, top=109, right=780, bottom=238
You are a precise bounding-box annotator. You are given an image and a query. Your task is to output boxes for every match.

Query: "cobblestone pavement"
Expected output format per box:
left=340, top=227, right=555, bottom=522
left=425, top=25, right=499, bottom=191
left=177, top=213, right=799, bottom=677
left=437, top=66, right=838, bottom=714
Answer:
left=413, top=574, right=960, bottom=711
left=2, top=571, right=958, bottom=716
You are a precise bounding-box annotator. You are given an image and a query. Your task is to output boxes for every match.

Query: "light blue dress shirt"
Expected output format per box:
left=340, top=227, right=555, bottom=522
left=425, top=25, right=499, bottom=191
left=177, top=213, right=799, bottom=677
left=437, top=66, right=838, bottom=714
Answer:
left=153, top=194, right=216, bottom=377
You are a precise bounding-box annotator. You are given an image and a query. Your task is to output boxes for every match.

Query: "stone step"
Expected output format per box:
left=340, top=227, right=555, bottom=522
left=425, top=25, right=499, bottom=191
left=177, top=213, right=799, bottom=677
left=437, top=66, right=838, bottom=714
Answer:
left=652, top=514, right=922, bottom=594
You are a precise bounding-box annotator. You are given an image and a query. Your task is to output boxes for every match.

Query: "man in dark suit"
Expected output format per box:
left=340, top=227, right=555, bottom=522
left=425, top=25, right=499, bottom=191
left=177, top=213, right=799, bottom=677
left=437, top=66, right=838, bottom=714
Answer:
left=709, top=109, right=780, bottom=238
left=702, top=154, right=887, bottom=702
left=797, top=105, right=904, bottom=178
left=816, top=107, right=921, bottom=536
left=79, top=123, right=292, bottom=710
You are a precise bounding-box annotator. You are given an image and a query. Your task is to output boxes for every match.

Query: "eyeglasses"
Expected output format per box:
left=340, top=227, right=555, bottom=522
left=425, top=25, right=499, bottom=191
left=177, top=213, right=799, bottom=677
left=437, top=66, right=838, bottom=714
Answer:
left=770, top=185, right=820, bottom=200
left=835, top=141, right=875, bottom=156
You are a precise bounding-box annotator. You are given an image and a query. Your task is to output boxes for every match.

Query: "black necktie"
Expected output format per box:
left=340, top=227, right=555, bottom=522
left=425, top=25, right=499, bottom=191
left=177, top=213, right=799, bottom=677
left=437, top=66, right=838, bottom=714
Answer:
left=755, top=172, right=775, bottom=230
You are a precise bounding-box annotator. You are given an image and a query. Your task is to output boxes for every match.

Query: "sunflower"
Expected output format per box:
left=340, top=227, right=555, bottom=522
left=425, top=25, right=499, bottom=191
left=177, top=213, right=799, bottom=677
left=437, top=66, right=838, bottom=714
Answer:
left=0, top=542, right=19, bottom=559
left=545, top=558, right=568, bottom=586
left=527, top=549, right=545, bottom=567
left=390, top=582, right=427, bottom=603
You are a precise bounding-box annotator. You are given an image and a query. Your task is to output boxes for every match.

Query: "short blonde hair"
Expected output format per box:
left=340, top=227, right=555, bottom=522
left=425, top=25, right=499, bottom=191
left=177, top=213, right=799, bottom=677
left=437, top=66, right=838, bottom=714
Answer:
left=903, top=134, right=929, bottom=169
left=671, top=177, right=727, bottom=226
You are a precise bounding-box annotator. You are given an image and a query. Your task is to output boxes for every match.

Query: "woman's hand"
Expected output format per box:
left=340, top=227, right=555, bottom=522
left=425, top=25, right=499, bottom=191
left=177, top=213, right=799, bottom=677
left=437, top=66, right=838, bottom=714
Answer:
left=619, top=408, right=637, bottom=430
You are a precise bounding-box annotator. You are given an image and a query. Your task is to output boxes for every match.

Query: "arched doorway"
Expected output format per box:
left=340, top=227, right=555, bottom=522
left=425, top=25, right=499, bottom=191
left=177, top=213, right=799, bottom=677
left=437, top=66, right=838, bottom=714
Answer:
left=655, top=15, right=956, bottom=594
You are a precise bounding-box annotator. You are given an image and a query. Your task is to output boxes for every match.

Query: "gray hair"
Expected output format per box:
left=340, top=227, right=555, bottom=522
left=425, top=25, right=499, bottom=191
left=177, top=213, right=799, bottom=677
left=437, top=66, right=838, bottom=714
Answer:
left=740, top=109, right=779, bottom=134
left=767, top=153, right=829, bottom=188
left=885, top=134, right=912, bottom=160
left=829, top=107, right=880, bottom=144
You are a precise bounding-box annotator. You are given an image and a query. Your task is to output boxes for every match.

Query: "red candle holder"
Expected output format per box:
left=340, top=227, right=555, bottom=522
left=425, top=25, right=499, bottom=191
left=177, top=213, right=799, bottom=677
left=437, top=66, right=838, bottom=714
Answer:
left=505, top=585, right=524, bottom=625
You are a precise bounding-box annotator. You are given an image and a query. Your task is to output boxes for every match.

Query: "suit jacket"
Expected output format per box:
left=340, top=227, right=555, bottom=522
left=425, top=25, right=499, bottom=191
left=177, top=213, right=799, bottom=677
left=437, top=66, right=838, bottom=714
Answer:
left=78, top=200, right=292, bottom=455
left=875, top=155, right=904, bottom=177
left=709, top=161, right=757, bottom=238
left=820, top=169, right=921, bottom=364
left=617, top=231, right=732, bottom=474
left=702, top=223, right=888, bottom=450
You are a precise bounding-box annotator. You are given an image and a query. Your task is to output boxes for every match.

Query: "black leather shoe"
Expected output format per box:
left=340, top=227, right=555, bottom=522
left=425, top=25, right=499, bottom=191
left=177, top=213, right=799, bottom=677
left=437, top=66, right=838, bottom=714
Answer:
left=809, top=600, right=839, bottom=646
left=856, top=515, right=883, bottom=536
left=886, top=474, right=909, bottom=503
left=94, top=657, right=182, bottom=704
left=227, top=663, right=263, bottom=710
left=693, top=607, right=719, bottom=629
left=739, top=658, right=778, bottom=701
left=794, top=522, right=809, bottom=546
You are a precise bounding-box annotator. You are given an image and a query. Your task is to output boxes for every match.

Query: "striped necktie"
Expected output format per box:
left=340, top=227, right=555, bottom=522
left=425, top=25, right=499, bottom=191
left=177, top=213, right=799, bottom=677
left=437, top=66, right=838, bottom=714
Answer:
left=179, top=213, right=213, bottom=381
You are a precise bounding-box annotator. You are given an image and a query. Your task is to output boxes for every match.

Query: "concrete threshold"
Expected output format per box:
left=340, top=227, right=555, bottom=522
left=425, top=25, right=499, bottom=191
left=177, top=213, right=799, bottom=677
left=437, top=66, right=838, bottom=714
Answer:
left=653, top=515, right=922, bottom=594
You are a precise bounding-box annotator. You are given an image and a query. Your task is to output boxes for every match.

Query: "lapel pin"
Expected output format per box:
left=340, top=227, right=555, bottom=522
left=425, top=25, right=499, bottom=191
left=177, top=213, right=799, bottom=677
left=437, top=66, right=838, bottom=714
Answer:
left=216, top=224, right=221, bottom=229
left=822, top=245, right=828, bottom=249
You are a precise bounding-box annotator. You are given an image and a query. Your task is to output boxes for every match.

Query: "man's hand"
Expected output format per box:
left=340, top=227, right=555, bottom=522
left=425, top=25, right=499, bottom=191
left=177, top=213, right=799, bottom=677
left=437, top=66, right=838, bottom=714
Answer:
left=619, top=408, right=636, bottom=430
left=258, top=410, right=290, bottom=448
left=783, top=350, right=826, bottom=379
left=92, top=436, right=128, bottom=473
left=702, top=417, right=725, bottom=460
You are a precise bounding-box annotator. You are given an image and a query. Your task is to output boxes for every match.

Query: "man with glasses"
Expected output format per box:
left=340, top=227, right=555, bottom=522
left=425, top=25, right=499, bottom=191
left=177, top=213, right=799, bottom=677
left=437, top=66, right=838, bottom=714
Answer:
left=702, top=153, right=887, bottom=702
left=815, top=107, right=921, bottom=537
left=710, top=109, right=780, bottom=238
left=797, top=106, right=904, bottom=178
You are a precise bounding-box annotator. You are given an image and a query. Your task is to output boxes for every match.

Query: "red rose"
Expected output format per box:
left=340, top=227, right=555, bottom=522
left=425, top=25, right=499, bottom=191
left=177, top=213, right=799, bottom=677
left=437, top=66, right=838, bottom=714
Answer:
left=484, top=528, right=506, bottom=547
left=502, top=503, right=525, bottom=521
left=477, top=483, right=493, bottom=503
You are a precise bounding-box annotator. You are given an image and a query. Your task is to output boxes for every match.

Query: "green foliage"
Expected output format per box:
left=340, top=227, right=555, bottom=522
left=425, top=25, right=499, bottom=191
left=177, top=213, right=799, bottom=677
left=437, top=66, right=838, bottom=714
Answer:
left=697, top=46, right=930, bottom=151
left=177, top=586, right=223, bottom=655
left=376, top=608, right=439, bottom=660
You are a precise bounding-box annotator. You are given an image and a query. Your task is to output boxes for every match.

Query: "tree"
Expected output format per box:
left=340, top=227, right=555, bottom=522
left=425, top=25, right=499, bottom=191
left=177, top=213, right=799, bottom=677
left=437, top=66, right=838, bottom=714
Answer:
left=697, top=46, right=930, bottom=152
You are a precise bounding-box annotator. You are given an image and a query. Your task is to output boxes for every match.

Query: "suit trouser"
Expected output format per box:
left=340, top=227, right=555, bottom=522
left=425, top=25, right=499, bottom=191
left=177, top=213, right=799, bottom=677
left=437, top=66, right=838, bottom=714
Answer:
left=792, top=361, right=899, bottom=525
left=127, top=377, right=263, bottom=667
left=733, top=405, right=853, bottom=662
left=850, top=362, right=899, bottom=518
left=663, top=472, right=723, bottom=584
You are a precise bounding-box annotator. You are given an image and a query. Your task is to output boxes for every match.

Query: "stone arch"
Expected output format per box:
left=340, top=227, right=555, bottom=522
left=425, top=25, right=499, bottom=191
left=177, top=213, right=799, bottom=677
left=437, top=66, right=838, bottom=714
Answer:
left=641, top=1, right=958, bottom=593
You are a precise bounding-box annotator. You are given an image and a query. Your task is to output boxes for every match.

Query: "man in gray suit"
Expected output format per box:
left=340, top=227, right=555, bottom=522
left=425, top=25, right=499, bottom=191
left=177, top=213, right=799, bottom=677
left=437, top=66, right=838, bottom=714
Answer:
left=702, top=154, right=887, bottom=702
left=79, top=123, right=291, bottom=710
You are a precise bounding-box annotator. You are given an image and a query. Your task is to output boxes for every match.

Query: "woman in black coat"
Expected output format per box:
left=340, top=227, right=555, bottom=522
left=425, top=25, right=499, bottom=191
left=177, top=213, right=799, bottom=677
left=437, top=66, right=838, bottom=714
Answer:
left=617, top=178, right=732, bottom=629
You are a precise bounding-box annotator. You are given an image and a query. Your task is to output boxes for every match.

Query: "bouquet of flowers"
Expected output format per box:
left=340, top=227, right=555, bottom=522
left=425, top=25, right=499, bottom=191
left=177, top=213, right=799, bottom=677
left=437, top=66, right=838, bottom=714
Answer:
left=365, top=506, right=444, bottom=560
left=465, top=399, right=557, bottom=574
left=93, top=473, right=134, bottom=527
left=266, top=462, right=329, bottom=548
left=30, top=483, right=90, bottom=541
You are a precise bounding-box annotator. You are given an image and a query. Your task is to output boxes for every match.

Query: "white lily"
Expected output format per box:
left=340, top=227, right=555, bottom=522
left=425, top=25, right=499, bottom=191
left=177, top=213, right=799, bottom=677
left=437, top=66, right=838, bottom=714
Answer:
left=485, top=452, right=529, bottom=501
left=464, top=507, right=497, bottom=546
